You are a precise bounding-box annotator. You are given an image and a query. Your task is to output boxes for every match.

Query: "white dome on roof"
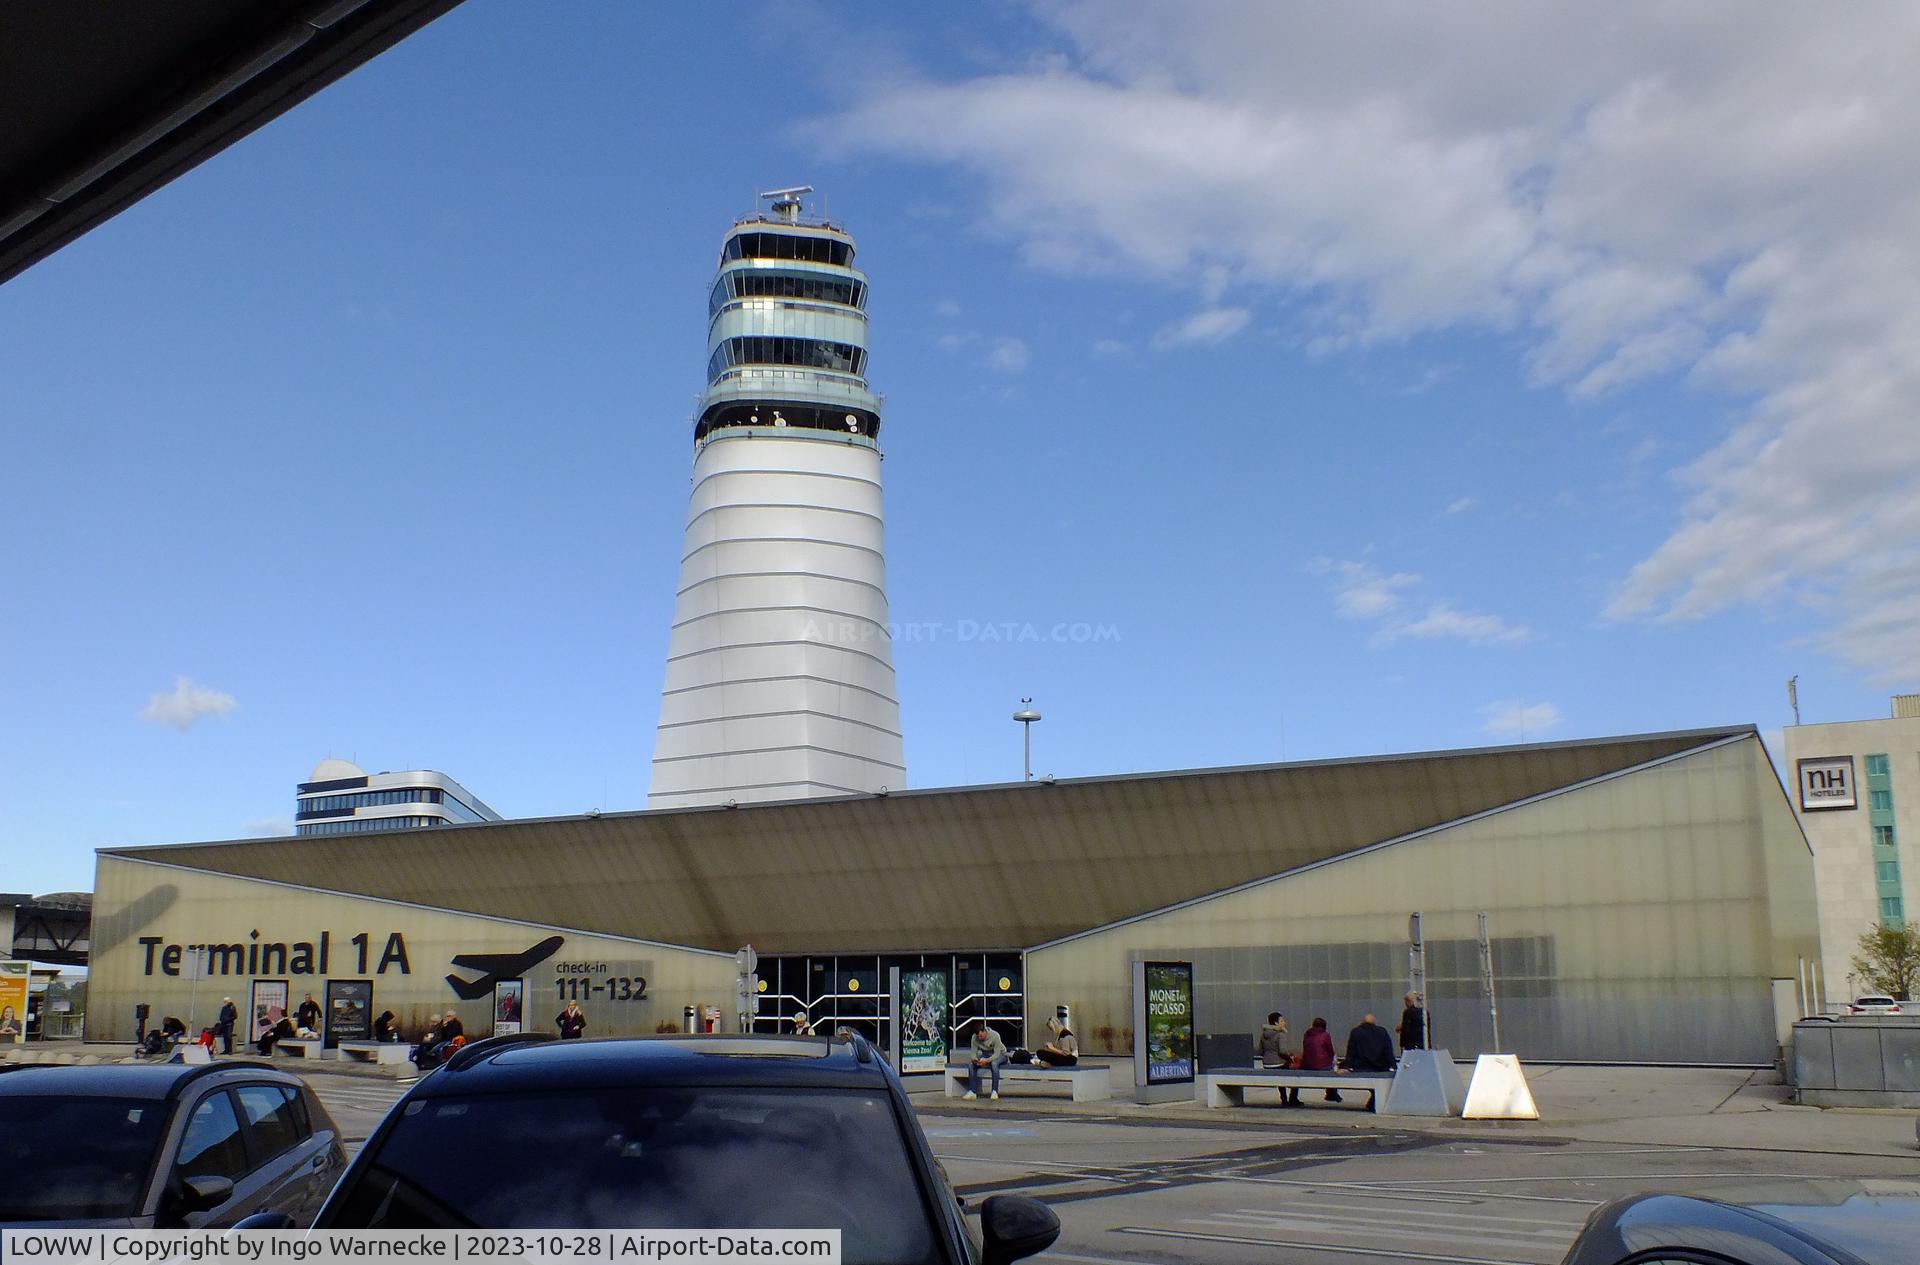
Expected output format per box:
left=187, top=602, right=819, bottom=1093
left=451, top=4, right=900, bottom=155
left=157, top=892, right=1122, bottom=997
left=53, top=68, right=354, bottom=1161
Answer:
left=309, top=758, right=365, bottom=781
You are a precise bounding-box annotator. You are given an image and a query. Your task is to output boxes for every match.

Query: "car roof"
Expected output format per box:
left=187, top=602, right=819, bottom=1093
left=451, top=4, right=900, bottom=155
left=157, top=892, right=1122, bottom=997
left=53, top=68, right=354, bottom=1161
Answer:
left=413, top=1034, right=891, bottom=1097
left=0, top=1060, right=295, bottom=1100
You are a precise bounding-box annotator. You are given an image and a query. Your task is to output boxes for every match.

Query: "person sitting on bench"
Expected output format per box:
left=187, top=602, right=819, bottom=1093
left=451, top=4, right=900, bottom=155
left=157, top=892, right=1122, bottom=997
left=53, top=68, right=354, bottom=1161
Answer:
left=1301, top=1016, right=1339, bottom=1101
left=1034, top=1017, right=1079, bottom=1067
left=963, top=1019, right=1008, bottom=1100
left=256, top=1015, right=298, bottom=1056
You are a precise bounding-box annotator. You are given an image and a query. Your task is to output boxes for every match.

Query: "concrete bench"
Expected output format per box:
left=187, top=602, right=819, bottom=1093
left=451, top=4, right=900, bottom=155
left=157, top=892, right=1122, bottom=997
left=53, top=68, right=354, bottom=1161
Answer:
left=945, top=1063, right=1111, bottom=1102
left=1197, top=1067, right=1396, bottom=1111
left=339, top=1040, right=410, bottom=1064
left=275, top=1039, right=327, bottom=1059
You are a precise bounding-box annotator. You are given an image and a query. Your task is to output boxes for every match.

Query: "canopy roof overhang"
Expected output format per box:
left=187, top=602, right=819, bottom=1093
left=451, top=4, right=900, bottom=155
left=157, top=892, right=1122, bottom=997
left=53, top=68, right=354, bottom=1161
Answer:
left=1, top=0, right=465, bottom=286
left=103, top=727, right=1757, bottom=956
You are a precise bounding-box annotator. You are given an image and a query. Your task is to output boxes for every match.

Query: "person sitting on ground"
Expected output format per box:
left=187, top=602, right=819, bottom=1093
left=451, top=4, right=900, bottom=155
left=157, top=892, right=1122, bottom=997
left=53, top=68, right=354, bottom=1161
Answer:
left=1300, top=1016, right=1339, bottom=1102
left=1397, top=992, right=1426, bottom=1052
left=424, top=1010, right=465, bottom=1063
left=374, top=1010, right=399, bottom=1042
left=1033, top=1017, right=1079, bottom=1068
left=963, top=1019, right=1009, bottom=1101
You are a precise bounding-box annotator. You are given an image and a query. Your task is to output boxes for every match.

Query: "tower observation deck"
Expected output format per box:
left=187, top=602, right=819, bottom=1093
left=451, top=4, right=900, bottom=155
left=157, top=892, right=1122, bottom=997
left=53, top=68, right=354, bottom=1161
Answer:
left=648, top=189, right=906, bottom=808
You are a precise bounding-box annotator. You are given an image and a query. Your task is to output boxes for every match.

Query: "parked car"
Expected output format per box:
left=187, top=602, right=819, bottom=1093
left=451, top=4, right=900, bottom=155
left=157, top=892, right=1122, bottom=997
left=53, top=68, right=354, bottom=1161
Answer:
left=1847, top=995, right=1902, bottom=1015
left=0, top=1059, right=346, bottom=1226
left=256, top=1033, right=1059, bottom=1265
left=1562, top=1189, right=1920, bottom=1264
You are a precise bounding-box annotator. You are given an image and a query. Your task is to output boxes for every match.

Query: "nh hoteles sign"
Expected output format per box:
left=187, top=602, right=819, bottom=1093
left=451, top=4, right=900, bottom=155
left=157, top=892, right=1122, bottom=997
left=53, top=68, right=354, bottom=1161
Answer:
left=1797, top=757, right=1857, bottom=812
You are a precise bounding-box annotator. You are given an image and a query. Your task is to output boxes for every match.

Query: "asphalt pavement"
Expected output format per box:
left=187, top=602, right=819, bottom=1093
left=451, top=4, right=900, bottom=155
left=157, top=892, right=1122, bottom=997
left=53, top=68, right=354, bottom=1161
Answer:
left=295, top=1063, right=1920, bottom=1265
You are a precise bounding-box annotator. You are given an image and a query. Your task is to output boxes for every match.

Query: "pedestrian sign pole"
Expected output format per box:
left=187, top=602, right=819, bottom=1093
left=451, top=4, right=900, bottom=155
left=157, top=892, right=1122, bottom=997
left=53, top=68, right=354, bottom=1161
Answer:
left=1408, top=912, right=1429, bottom=1049
left=1477, top=912, right=1502, bottom=1053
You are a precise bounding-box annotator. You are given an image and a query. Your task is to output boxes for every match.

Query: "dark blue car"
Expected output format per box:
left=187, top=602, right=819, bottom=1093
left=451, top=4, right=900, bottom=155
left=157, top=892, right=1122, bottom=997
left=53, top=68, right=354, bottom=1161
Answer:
left=260, top=1033, right=1059, bottom=1265
left=0, top=1060, right=346, bottom=1227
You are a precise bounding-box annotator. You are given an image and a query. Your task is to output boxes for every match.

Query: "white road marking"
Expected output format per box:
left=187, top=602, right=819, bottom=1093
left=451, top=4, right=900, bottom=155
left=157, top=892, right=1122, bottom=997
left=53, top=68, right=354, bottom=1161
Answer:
left=1119, top=1227, right=1540, bottom=1265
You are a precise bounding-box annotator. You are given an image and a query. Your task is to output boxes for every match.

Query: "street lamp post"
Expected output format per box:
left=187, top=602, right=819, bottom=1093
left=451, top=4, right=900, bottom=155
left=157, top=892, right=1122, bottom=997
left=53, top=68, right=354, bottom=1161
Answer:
left=1013, top=699, right=1041, bottom=781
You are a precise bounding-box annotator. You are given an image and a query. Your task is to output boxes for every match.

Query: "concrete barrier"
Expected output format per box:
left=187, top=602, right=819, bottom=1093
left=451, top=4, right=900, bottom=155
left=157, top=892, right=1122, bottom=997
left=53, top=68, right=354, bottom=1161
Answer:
left=1791, top=1018, right=1920, bottom=1106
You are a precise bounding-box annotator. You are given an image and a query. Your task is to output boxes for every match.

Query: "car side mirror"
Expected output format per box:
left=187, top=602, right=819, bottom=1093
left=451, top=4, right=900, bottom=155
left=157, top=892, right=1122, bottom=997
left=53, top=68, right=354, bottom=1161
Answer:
left=980, top=1194, right=1061, bottom=1265
left=236, top=1211, right=297, bottom=1230
left=180, top=1175, right=234, bottom=1213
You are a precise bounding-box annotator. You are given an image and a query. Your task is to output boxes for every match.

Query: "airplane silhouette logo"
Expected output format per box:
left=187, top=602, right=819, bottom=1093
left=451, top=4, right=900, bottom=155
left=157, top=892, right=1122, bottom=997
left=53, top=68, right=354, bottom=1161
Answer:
left=444, top=936, right=565, bottom=1000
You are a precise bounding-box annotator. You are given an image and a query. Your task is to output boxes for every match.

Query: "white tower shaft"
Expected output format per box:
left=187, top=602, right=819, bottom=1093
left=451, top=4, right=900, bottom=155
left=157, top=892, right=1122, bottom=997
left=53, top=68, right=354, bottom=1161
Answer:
left=649, top=197, right=904, bottom=807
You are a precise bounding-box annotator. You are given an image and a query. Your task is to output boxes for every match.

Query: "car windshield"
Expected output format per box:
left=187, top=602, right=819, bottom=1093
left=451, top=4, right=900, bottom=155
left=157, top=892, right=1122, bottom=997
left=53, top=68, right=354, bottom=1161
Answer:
left=0, top=1096, right=168, bottom=1220
left=326, top=1086, right=944, bottom=1264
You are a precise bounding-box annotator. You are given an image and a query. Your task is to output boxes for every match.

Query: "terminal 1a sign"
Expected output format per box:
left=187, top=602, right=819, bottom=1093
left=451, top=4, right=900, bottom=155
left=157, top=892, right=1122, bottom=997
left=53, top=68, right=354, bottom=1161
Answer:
left=1798, top=757, right=1858, bottom=812
left=137, top=930, right=412, bottom=977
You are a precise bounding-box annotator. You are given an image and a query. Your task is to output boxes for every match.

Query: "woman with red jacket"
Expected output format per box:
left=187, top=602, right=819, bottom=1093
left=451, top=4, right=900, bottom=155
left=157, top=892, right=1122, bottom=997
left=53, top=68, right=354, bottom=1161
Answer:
left=1300, top=1016, right=1340, bottom=1104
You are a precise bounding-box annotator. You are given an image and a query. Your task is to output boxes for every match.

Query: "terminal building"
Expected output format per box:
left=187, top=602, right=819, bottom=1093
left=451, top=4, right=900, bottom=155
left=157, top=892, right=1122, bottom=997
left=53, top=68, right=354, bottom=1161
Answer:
left=1784, top=693, right=1920, bottom=1003
left=88, top=724, right=1816, bottom=1065
left=295, top=760, right=501, bottom=837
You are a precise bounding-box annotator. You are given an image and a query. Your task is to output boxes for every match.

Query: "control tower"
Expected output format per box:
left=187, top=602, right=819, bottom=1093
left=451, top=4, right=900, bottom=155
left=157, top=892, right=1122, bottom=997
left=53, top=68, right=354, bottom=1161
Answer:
left=648, top=189, right=906, bottom=808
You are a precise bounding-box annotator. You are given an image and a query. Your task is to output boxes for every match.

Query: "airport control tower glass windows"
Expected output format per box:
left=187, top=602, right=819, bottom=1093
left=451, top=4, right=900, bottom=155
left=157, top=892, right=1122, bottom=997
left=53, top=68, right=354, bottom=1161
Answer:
left=707, top=337, right=866, bottom=381
left=723, top=232, right=853, bottom=267
left=709, top=272, right=867, bottom=317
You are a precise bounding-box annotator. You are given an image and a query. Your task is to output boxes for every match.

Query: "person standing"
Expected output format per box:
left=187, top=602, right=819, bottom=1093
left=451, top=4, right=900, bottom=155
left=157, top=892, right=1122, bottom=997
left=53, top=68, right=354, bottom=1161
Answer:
left=556, top=999, right=587, bottom=1039
left=1397, top=992, right=1426, bottom=1053
left=1300, top=1016, right=1339, bottom=1102
left=963, top=1019, right=1008, bottom=1101
left=791, top=1013, right=814, bottom=1036
left=216, top=997, right=238, bottom=1055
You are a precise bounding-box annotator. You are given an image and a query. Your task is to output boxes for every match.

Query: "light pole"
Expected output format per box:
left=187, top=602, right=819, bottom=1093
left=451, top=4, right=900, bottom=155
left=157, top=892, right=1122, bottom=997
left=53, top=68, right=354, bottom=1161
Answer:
left=1013, top=699, right=1041, bottom=781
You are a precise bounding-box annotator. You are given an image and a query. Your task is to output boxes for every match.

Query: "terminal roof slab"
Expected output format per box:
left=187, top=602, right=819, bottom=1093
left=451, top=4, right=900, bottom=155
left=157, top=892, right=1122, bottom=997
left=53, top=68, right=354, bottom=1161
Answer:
left=104, top=726, right=1757, bottom=955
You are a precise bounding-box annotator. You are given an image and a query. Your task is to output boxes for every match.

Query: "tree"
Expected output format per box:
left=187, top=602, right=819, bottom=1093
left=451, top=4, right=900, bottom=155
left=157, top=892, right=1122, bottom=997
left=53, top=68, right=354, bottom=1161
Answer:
left=1850, top=922, right=1920, bottom=1000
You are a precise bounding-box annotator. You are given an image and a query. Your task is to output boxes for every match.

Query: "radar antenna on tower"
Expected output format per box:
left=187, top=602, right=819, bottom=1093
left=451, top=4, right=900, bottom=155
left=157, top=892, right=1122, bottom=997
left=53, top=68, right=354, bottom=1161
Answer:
left=759, top=185, right=814, bottom=222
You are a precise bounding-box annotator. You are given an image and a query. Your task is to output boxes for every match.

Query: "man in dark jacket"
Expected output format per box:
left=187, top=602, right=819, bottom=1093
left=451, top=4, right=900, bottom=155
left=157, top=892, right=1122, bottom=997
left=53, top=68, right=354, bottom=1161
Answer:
left=216, top=997, right=238, bottom=1055
left=296, top=993, right=322, bottom=1033
left=1397, top=992, right=1426, bottom=1052
left=556, top=1000, right=587, bottom=1039
left=1344, top=1014, right=1396, bottom=1072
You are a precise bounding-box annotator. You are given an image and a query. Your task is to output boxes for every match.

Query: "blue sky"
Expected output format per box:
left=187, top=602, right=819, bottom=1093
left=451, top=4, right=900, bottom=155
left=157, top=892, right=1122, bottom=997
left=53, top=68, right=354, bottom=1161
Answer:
left=5, top=2, right=1917, bottom=897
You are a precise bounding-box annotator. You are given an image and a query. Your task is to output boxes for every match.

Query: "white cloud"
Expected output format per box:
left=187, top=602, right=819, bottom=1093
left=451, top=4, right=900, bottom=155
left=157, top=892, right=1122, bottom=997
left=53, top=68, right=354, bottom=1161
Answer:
left=140, top=677, right=237, bottom=731
left=1482, top=699, right=1565, bottom=738
left=1383, top=604, right=1531, bottom=646
left=1310, top=558, right=1530, bottom=645
left=832, top=3, right=1920, bottom=682
left=1152, top=306, right=1251, bottom=348
left=1444, top=496, right=1479, bottom=515
left=1310, top=558, right=1419, bottom=619
left=986, top=336, right=1031, bottom=374
left=239, top=816, right=295, bottom=837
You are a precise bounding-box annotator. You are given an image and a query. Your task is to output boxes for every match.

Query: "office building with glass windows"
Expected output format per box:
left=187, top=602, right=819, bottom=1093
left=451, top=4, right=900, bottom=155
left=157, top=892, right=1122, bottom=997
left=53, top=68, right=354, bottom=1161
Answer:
left=648, top=189, right=905, bottom=810
left=295, top=758, right=501, bottom=836
left=90, top=725, right=1814, bottom=1065
left=1784, top=694, right=1920, bottom=1002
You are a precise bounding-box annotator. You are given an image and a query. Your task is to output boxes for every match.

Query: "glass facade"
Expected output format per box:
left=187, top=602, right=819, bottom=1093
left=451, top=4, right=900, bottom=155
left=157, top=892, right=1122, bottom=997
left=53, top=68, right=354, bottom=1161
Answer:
left=710, top=271, right=866, bottom=317
left=707, top=336, right=864, bottom=382
left=1026, top=738, right=1816, bottom=1065
left=297, top=815, right=440, bottom=836
left=1866, top=753, right=1903, bottom=926
left=749, top=952, right=1024, bottom=1053
left=299, top=788, right=442, bottom=815
left=723, top=232, right=853, bottom=266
